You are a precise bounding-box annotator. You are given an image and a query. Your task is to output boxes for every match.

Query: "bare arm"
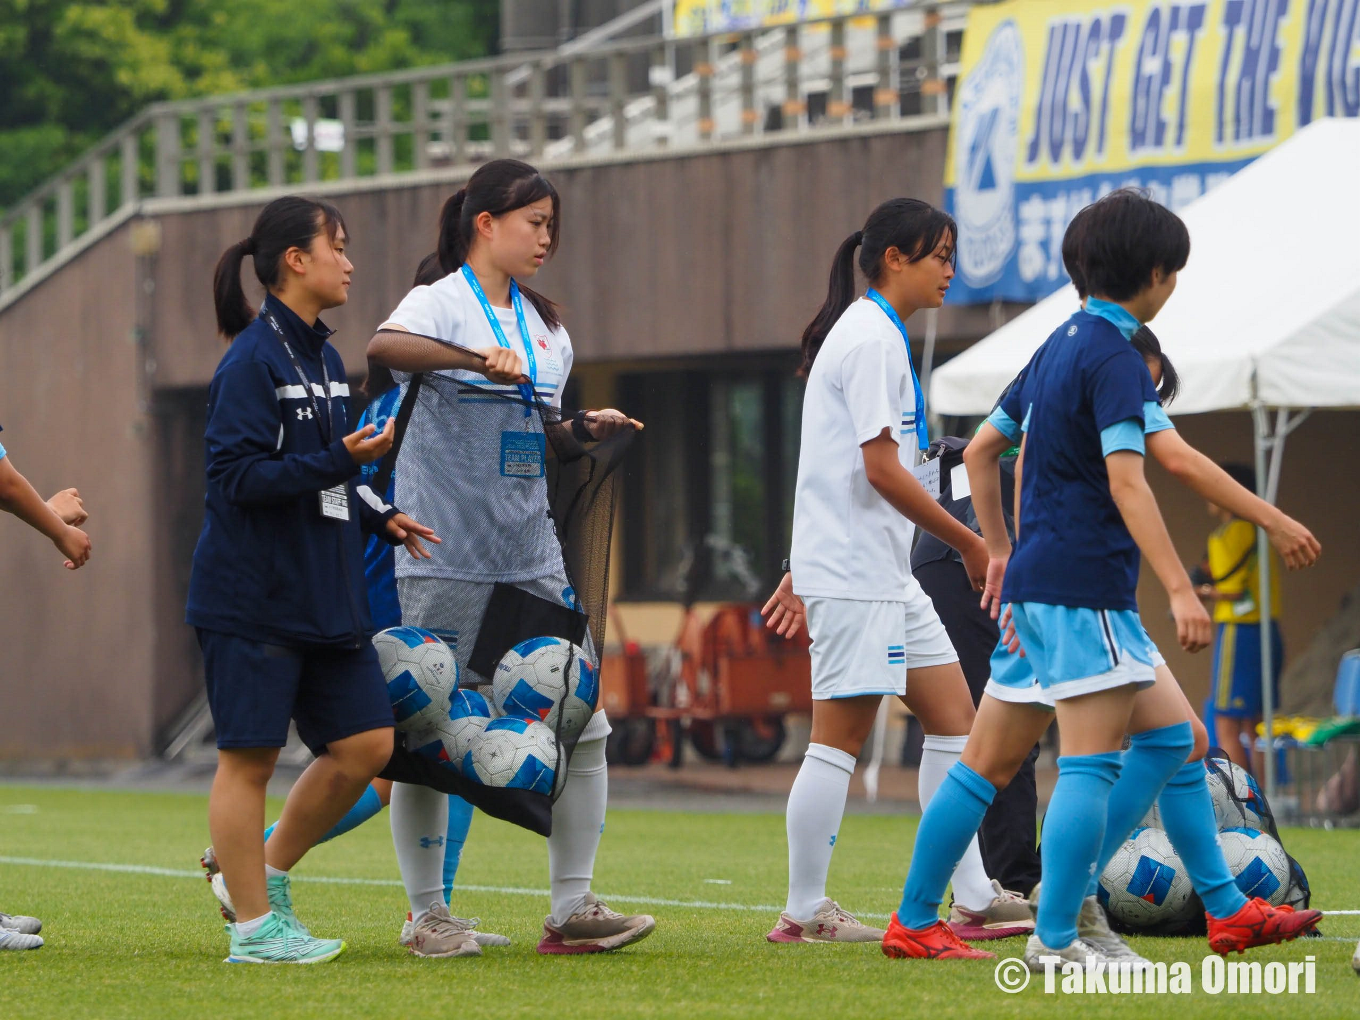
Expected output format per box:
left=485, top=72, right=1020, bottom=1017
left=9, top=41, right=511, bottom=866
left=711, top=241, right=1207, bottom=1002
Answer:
left=862, top=430, right=988, bottom=590
left=1106, top=450, right=1211, bottom=652
left=1146, top=428, right=1320, bottom=569
left=962, top=423, right=1014, bottom=614
left=1013, top=435, right=1025, bottom=541
left=368, top=324, right=526, bottom=382
left=0, top=457, right=91, bottom=569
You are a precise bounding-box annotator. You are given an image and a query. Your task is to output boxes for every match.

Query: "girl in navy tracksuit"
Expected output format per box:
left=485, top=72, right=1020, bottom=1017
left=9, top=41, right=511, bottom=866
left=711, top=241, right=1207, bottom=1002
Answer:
left=187, top=196, right=438, bottom=963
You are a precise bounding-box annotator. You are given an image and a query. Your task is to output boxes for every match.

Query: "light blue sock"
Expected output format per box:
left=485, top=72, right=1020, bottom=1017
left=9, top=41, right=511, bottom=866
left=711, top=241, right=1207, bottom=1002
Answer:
left=263, top=783, right=384, bottom=847
left=898, top=762, right=996, bottom=930
left=1158, top=760, right=1248, bottom=918
left=442, top=795, right=474, bottom=904
left=1037, top=752, right=1123, bottom=948
left=1085, top=722, right=1195, bottom=897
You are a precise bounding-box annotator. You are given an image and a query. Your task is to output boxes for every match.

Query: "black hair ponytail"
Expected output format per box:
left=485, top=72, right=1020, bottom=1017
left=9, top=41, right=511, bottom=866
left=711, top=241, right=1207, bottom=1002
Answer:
left=212, top=195, right=347, bottom=339
left=1130, top=325, right=1181, bottom=406
left=427, top=158, right=563, bottom=330
left=799, top=230, right=863, bottom=376
left=798, top=197, right=957, bottom=375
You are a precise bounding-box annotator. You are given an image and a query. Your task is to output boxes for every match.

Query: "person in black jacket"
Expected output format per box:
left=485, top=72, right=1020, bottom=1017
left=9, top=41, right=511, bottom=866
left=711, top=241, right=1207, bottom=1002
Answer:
left=188, top=196, right=440, bottom=964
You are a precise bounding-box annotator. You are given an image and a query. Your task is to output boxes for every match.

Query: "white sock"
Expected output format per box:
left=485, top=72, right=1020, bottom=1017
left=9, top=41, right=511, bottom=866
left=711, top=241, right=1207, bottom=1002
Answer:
left=235, top=912, right=270, bottom=938
left=390, top=780, right=449, bottom=921
left=784, top=742, right=856, bottom=919
left=920, top=734, right=996, bottom=911
left=264, top=864, right=288, bottom=879
left=547, top=711, right=612, bottom=926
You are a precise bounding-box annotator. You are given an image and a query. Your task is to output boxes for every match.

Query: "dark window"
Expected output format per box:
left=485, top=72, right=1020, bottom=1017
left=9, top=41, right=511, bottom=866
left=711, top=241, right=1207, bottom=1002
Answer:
left=618, top=365, right=802, bottom=602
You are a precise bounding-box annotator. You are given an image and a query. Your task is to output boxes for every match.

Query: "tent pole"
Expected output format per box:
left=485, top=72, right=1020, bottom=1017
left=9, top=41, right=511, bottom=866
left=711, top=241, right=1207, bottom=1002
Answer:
left=1251, top=403, right=1278, bottom=803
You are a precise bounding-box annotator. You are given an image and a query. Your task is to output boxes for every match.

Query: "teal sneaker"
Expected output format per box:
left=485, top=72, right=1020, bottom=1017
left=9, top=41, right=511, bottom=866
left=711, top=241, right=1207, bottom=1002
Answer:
left=266, top=873, right=309, bottom=935
left=225, top=913, right=344, bottom=964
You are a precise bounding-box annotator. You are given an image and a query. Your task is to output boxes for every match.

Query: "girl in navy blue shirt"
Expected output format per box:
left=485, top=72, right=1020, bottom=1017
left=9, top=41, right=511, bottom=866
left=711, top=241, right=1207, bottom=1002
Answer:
left=189, top=196, right=438, bottom=964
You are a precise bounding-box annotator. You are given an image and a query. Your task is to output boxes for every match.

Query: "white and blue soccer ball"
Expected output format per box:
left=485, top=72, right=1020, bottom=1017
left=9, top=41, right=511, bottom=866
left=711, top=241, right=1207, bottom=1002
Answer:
left=374, top=626, right=459, bottom=733
left=409, top=690, right=494, bottom=777
left=465, top=714, right=559, bottom=794
left=1205, top=757, right=1268, bottom=830
left=493, top=637, right=599, bottom=742
left=1218, top=827, right=1291, bottom=905
left=1099, top=827, right=1197, bottom=929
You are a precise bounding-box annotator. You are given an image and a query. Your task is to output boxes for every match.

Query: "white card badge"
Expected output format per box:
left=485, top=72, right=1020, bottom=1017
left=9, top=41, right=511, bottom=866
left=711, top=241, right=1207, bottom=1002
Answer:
left=911, top=457, right=941, bottom=500
left=950, top=462, right=972, bottom=501
left=319, top=484, right=350, bottom=521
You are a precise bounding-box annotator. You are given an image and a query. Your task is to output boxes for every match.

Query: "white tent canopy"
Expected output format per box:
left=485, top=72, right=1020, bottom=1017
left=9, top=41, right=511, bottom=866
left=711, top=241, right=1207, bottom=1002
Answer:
left=930, top=116, right=1360, bottom=417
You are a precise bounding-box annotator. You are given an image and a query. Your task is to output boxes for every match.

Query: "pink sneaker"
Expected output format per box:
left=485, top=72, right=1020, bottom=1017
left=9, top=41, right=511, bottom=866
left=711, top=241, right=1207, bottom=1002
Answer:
left=946, top=880, right=1035, bottom=941
left=766, top=899, right=886, bottom=943
left=536, top=894, right=655, bottom=954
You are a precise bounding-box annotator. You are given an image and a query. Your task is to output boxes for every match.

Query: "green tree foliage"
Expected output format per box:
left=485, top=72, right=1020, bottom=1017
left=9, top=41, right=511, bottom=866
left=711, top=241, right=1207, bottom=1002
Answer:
left=0, top=0, right=500, bottom=209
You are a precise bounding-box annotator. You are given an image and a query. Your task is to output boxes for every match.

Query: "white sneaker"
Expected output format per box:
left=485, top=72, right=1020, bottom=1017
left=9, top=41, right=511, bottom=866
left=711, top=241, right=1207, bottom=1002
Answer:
left=1077, top=895, right=1150, bottom=965
left=399, top=910, right=509, bottom=948
left=0, top=928, right=43, bottom=951
left=201, top=846, right=236, bottom=922
left=1023, top=934, right=1115, bottom=973
left=0, top=910, right=42, bottom=935
left=407, top=902, right=482, bottom=958
left=766, top=899, right=885, bottom=943
left=1351, top=937, right=1359, bottom=976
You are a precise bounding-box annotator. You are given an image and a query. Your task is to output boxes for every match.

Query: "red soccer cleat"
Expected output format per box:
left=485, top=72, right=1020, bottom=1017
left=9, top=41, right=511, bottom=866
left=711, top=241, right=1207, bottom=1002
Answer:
left=882, top=914, right=996, bottom=960
left=1207, top=898, right=1323, bottom=955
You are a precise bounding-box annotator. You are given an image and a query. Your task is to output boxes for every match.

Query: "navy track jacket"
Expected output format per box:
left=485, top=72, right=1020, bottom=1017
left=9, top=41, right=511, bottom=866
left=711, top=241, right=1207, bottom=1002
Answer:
left=186, top=294, right=401, bottom=647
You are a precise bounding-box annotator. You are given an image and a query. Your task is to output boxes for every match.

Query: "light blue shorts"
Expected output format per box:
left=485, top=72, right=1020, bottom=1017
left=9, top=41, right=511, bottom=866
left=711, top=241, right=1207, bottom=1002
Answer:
left=985, top=611, right=1165, bottom=710
left=1001, top=603, right=1156, bottom=703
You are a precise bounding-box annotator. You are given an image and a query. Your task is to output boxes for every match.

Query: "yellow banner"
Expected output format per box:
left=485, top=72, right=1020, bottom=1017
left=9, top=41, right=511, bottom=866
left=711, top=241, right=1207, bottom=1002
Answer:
left=944, top=0, right=1360, bottom=301
left=672, top=0, right=908, bottom=38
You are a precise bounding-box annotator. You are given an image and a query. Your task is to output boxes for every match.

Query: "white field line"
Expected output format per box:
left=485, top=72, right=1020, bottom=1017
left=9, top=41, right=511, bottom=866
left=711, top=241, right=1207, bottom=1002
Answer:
left=3, top=856, right=1359, bottom=927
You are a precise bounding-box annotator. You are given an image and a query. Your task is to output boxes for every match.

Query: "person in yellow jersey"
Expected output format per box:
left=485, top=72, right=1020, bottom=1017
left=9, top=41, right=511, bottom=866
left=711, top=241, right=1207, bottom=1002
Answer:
left=1198, top=463, right=1286, bottom=775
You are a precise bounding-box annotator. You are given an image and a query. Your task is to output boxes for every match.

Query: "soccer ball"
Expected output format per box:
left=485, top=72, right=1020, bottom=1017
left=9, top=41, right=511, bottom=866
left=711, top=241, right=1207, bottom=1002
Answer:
left=493, top=637, right=599, bottom=741
left=465, top=715, right=559, bottom=794
left=374, top=626, right=459, bottom=733
left=446, top=689, right=493, bottom=757
left=1099, top=827, right=1197, bottom=929
left=1218, top=827, right=1290, bottom=905
left=1205, top=757, right=1267, bottom=829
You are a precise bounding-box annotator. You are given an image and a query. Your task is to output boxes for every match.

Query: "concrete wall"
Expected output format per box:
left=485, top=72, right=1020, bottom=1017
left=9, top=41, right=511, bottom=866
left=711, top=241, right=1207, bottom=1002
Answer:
left=0, top=223, right=158, bottom=759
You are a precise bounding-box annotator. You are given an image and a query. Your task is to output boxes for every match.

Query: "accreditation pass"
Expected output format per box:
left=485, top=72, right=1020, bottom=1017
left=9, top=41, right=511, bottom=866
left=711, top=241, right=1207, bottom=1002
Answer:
left=319, top=483, right=350, bottom=521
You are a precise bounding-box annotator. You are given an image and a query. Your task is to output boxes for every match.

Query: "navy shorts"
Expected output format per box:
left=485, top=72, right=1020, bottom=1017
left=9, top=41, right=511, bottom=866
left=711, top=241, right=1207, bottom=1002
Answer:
left=1212, top=621, right=1283, bottom=718
left=197, top=629, right=394, bottom=755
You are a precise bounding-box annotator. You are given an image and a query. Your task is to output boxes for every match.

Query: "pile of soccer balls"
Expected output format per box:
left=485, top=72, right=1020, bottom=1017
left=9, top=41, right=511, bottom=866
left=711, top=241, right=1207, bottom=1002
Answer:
left=1098, top=756, right=1295, bottom=932
left=373, top=627, right=599, bottom=798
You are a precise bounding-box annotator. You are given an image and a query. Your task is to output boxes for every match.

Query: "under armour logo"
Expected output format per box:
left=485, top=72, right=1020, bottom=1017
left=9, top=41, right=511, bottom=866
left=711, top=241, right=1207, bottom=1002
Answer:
left=419, top=836, right=446, bottom=849
left=296, top=406, right=314, bottom=420
left=815, top=923, right=838, bottom=936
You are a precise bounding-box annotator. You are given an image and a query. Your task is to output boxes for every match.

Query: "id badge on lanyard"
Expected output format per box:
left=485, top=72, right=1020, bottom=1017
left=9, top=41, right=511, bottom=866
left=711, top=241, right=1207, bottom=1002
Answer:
left=865, top=289, right=929, bottom=453
left=462, top=265, right=546, bottom=480
left=263, top=310, right=350, bottom=521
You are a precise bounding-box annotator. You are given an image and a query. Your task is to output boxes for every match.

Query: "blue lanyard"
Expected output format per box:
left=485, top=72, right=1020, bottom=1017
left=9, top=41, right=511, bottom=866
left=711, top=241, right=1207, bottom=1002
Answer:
left=865, top=289, right=928, bottom=452
left=461, top=264, right=537, bottom=416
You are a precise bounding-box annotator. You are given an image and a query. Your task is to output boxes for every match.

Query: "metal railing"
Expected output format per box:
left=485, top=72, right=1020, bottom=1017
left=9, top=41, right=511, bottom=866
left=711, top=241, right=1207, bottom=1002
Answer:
left=0, top=2, right=966, bottom=311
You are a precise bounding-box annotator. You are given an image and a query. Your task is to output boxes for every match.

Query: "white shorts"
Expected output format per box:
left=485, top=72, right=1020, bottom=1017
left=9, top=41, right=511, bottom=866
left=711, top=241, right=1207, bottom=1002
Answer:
left=804, top=580, right=958, bottom=701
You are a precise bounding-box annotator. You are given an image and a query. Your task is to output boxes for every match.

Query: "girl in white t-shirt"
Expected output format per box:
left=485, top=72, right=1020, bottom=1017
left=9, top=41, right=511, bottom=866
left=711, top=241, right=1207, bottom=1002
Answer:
left=366, top=159, right=651, bottom=959
left=761, top=198, right=1029, bottom=948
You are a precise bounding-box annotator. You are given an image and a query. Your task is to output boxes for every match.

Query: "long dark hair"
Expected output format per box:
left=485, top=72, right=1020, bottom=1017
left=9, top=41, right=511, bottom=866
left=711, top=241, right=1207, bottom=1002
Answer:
left=799, top=198, right=956, bottom=375
left=427, top=158, right=562, bottom=330
left=212, top=196, right=347, bottom=339
left=362, top=253, right=449, bottom=399
left=1130, top=325, right=1181, bottom=406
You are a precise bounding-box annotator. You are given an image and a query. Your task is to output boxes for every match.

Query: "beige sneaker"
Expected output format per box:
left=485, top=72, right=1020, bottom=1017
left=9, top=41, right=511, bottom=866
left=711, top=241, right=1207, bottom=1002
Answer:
left=1025, top=885, right=1151, bottom=968
left=536, top=893, right=656, bottom=954
left=947, top=880, right=1036, bottom=941
left=766, top=899, right=886, bottom=943
left=399, top=910, right=510, bottom=948
left=407, top=902, right=483, bottom=958
left=1023, top=933, right=1115, bottom=973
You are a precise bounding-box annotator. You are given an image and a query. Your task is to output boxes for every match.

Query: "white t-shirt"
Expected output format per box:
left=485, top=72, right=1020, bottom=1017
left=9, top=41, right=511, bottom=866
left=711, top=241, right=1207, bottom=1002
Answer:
left=383, top=270, right=575, bottom=583
left=790, top=297, right=921, bottom=601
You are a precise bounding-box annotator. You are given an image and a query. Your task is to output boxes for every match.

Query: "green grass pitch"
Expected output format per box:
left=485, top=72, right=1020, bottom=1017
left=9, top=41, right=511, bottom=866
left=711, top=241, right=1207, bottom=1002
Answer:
left=1, top=784, right=1356, bottom=1018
